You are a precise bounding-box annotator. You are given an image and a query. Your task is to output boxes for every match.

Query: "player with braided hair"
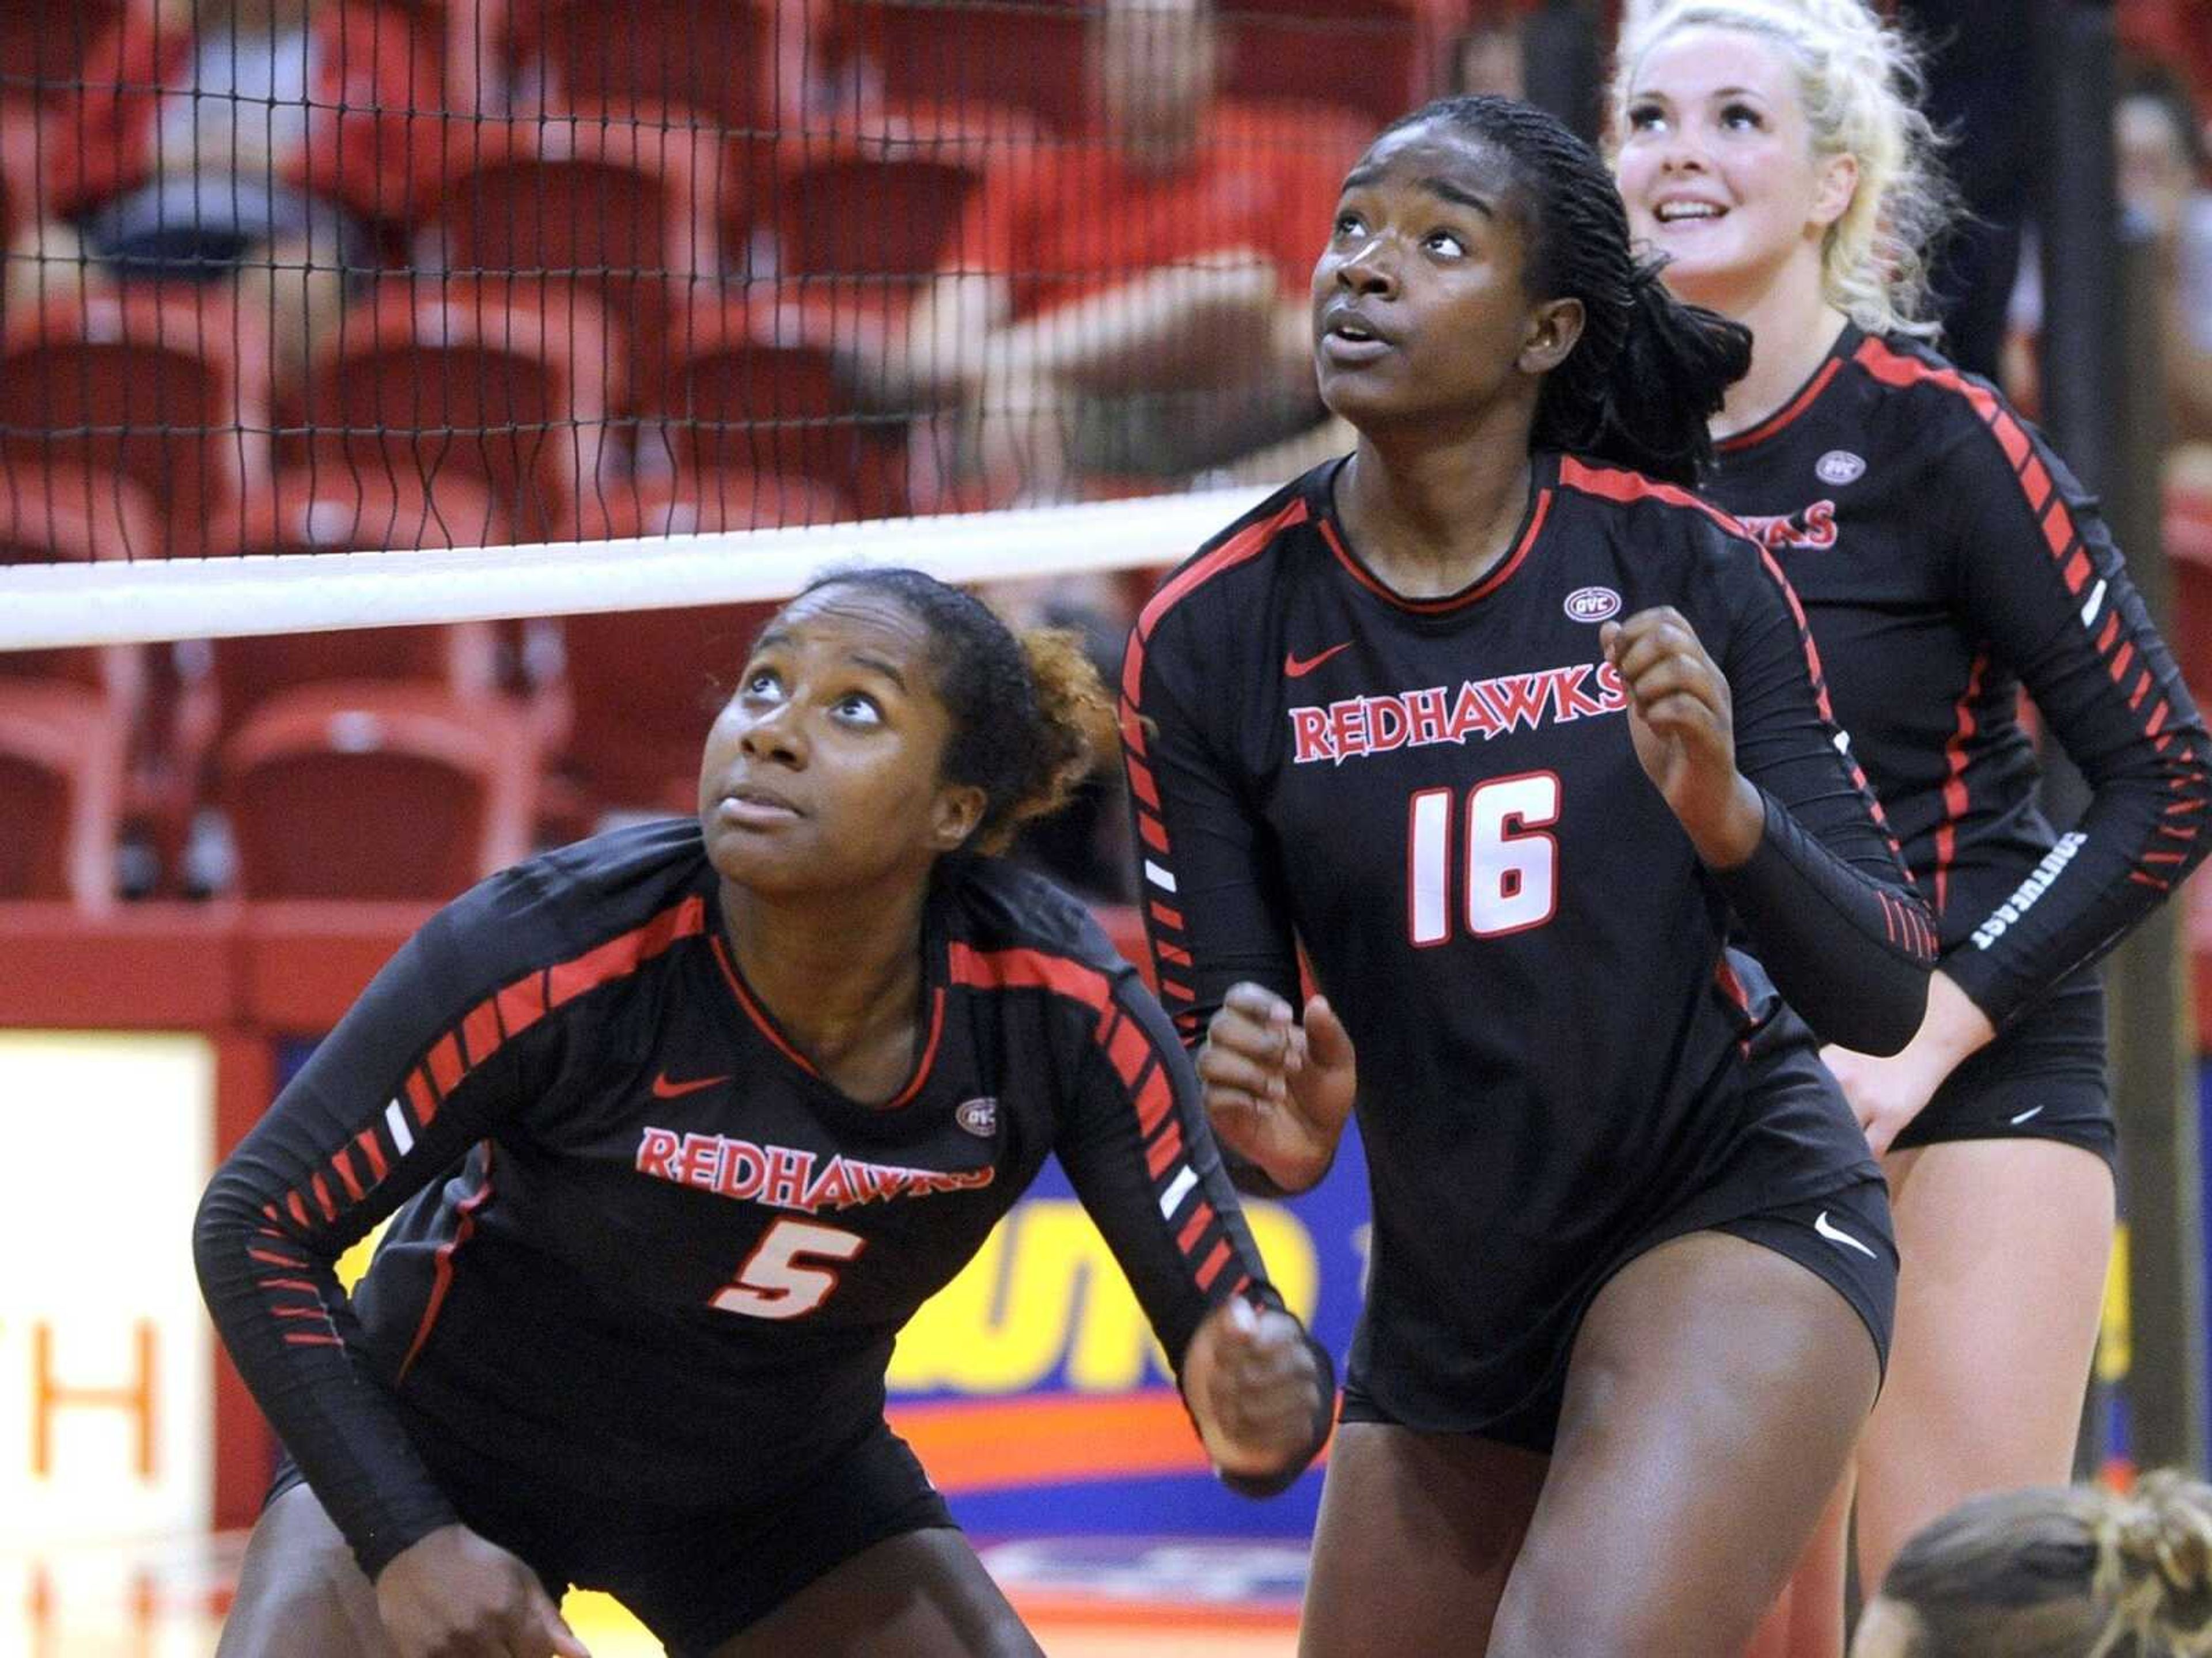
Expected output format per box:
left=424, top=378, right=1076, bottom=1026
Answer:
left=1123, top=93, right=1937, bottom=1656
left=1616, top=5, right=2211, bottom=1651
left=1854, top=1471, right=2212, bottom=1657
left=197, top=567, right=1333, bottom=1658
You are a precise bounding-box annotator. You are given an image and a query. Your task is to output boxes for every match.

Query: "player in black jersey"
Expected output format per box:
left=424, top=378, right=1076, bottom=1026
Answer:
left=1617, top=5, right=2212, bottom=1650
left=1122, top=94, right=1938, bottom=1658
left=195, top=569, right=1333, bottom=1658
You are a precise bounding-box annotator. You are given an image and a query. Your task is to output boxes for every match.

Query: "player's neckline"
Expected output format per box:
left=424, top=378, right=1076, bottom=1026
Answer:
left=1715, top=321, right=1862, bottom=456
left=1318, top=451, right=1556, bottom=616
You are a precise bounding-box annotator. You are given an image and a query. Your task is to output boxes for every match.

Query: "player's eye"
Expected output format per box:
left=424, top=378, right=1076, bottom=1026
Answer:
left=1424, top=229, right=1467, bottom=259
left=1721, top=101, right=1766, bottom=131
left=1333, top=211, right=1368, bottom=242
left=740, top=667, right=784, bottom=705
left=832, top=691, right=884, bottom=726
left=1626, top=101, right=1665, bottom=133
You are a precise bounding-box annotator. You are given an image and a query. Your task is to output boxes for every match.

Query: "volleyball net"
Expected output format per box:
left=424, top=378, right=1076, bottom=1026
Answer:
left=0, top=0, right=1464, bottom=627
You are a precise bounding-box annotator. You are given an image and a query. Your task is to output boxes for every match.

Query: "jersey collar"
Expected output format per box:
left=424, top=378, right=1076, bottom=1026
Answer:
left=1716, top=321, right=1864, bottom=456
left=1316, top=450, right=1558, bottom=615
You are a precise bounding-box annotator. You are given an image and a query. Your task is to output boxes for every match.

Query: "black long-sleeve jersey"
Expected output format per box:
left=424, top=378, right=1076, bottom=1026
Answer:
left=1122, top=454, right=1936, bottom=1427
left=195, top=821, right=1303, bottom=1578
left=1706, top=325, right=2212, bottom=1026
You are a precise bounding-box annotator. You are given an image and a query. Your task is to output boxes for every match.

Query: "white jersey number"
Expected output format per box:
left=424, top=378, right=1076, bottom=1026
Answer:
left=1407, top=772, right=1561, bottom=946
left=710, top=1217, right=867, bottom=1319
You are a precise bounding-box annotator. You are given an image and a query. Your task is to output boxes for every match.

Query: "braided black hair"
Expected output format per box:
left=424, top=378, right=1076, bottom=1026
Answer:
left=791, top=568, right=1115, bottom=857
left=1379, top=94, right=1752, bottom=484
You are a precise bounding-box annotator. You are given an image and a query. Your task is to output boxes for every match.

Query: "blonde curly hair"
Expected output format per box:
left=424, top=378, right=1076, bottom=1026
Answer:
left=1609, top=0, right=1956, bottom=341
left=1872, top=1471, right=2212, bottom=1656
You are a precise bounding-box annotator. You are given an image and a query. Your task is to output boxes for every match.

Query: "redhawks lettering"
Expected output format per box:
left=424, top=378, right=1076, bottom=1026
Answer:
left=1290, top=662, right=1627, bottom=765
left=635, top=1126, right=996, bottom=1214
left=1735, top=500, right=1839, bottom=551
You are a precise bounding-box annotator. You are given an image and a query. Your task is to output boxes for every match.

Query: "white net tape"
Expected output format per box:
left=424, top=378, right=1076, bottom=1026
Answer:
left=0, top=486, right=1270, bottom=650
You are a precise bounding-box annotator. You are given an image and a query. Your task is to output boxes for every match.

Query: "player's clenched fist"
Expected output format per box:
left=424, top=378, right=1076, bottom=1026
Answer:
left=1183, top=1294, right=1330, bottom=1481
left=1198, top=983, right=1357, bottom=1195
left=1601, top=606, right=1766, bottom=869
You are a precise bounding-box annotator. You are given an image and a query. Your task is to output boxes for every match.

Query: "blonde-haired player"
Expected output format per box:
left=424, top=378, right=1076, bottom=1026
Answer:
left=1613, top=3, right=2211, bottom=1652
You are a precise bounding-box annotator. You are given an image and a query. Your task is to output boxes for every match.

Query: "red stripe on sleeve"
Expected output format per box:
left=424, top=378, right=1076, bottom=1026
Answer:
left=258, top=1277, right=320, bottom=1293
left=2098, top=613, right=2122, bottom=652
left=1156, top=941, right=1193, bottom=968
left=2043, top=503, right=2073, bottom=559
left=2111, top=642, right=2136, bottom=683
left=283, top=1333, right=344, bottom=1346
left=1135, top=1068, right=1174, bottom=1138
left=547, top=895, right=707, bottom=1010
left=247, top=1247, right=305, bottom=1269
left=1136, top=498, right=1309, bottom=642
left=1178, top=1202, right=1216, bottom=1254
left=1125, top=758, right=1160, bottom=810
left=1149, top=902, right=1184, bottom=930
left=1105, top=1015, right=1151, bottom=1087
left=1117, top=701, right=1149, bottom=762
left=461, top=1001, right=502, bottom=1072
left=331, top=1148, right=365, bottom=1203
left=1987, top=411, right=2031, bottom=467
left=2063, top=550, right=2090, bottom=593
left=946, top=942, right=1115, bottom=1016
left=2020, top=455, right=2051, bottom=510
left=495, top=973, right=547, bottom=1039
left=1145, top=1122, right=1185, bottom=1178
left=1194, top=1239, right=1233, bottom=1291
left=426, top=1033, right=464, bottom=1096
left=286, top=1191, right=310, bottom=1229
left=1160, top=976, right=1192, bottom=1001
left=1139, top=814, right=1170, bottom=854
left=405, top=1066, right=438, bottom=1130
left=354, top=1128, right=388, bottom=1182
left=309, top=1173, right=337, bottom=1223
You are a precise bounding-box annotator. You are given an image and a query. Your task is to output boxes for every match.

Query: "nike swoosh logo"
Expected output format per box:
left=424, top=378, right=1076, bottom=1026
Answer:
left=1283, top=641, right=1353, bottom=678
left=2009, top=1105, right=2045, bottom=1125
left=652, top=1072, right=731, bottom=1100
left=1813, top=1210, right=1878, bottom=1260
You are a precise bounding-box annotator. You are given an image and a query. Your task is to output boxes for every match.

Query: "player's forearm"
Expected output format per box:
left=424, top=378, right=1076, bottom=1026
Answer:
left=1712, top=789, right=1935, bottom=1054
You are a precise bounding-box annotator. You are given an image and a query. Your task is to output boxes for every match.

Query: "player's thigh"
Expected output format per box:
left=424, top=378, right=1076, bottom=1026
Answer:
left=1854, top=1137, right=2114, bottom=1588
left=1490, top=1230, right=1880, bottom=1658
left=1297, top=1420, right=1548, bottom=1658
left=713, top=1527, right=1039, bottom=1658
left=1746, top=1466, right=1855, bottom=1658
left=217, top=1482, right=398, bottom=1658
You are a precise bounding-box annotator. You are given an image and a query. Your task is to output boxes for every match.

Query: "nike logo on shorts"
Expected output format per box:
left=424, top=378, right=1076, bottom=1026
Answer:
left=1813, top=1210, right=1877, bottom=1260
left=2009, top=1105, right=2045, bottom=1125
left=653, top=1070, right=731, bottom=1100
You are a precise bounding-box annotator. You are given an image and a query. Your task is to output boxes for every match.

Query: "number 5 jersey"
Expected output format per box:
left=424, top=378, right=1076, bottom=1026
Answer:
left=194, top=822, right=1307, bottom=1577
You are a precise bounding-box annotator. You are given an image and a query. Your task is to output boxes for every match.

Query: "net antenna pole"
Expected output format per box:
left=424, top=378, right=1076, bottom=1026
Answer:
left=2036, top=0, right=2207, bottom=1481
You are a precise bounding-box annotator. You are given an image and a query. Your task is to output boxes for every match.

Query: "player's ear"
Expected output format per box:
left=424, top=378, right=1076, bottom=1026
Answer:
left=930, top=782, right=987, bottom=853
left=1520, top=295, right=1584, bottom=377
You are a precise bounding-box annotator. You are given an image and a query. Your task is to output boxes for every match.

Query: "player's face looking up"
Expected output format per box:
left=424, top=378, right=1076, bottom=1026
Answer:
left=697, top=584, right=986, bottom=900
left=1616, top=26, right=1858, bottom=316
left=1310, top=117, right=1584, bottom=435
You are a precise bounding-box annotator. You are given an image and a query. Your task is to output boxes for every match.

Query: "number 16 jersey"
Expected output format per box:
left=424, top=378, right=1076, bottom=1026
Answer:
left=1122, top=452, right=1937, bottom=1432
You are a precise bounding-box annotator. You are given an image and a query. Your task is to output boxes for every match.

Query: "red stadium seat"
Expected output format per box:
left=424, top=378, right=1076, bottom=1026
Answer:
left=221, top=683, right=538, bottom=900
left=827, top=0, right=1090, bottom=133
left=200, top=470, right=510, bottom=744
left=0, top=0, right=123, bottom=110
left=766, top=139, right=983, bottom=326
left=293, top=279, right=620, bottom=540
left=1219, top=0, right=1426, bottom=131
left=0, top=291, right=272, bottom=557
left=0, top=462, right=156, bottom=703
left=427, top=106, right=726, bottom=351
left=506, top=0, right=776, bottom=131
left=0, top=679, right=126, bottom=910
left=641, top=302, right=899, bottom=514
left=553, top=471, right=818, bottom=817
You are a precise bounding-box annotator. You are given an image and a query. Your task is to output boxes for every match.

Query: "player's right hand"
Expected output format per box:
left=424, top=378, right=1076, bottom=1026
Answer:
left=375, top=1523, right=592, bottom=1658
left=1198, top=983, right=1356, bottom=1193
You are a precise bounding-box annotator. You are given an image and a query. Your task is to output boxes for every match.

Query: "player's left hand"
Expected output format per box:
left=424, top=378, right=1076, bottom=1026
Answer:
left=1602, top=607, right=1764, bottom=868
left=1183, top=1296, right=1327, bottom=1480
left=1820, top=969, right=1997, bottom=1157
